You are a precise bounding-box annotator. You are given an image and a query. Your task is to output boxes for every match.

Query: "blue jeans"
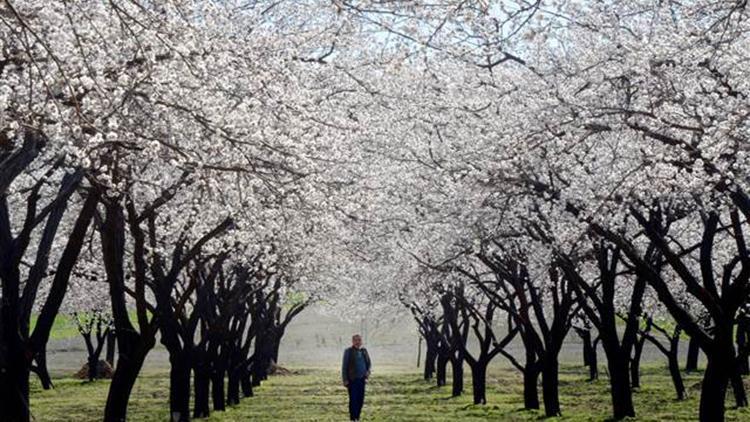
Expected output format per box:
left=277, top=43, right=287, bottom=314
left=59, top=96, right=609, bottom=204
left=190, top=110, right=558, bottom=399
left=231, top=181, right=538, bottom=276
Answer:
left=347, top=378, right=366, bottom=420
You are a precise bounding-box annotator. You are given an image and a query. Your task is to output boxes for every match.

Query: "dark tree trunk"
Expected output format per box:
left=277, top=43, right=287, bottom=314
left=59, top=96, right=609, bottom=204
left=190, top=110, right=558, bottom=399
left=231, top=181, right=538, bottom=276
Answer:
left=686, top=336, right=700, bottom=372
left=227, top=367, right=241, bottom=406
left=193, top=368, right=211, bottom=419
left=211, top=367, right=226, bottom=411
left=241, top=365, right=254, bottom=398
left=88, top=353, right=100, bottom=381
left=169, top=355, right=192, bottom=422
left=450, top=356, right=463, bottom=397
left=700, top=356, right=729, bottom=422
left=731, top=371, right=747, bottom=408
left=470, top=361, right=488, bottom=405
left=542, top=356, right=561, bottom=417
left=668, top=348, right=686, bottom=400
left=737, top=319, right=750, bottom=376
left=607, top=355, right=635, bottom=419
left=523, top=364, right=540, bottom=410
left=436, top=353, right=448, bottom=387
left=579, top=329, right=592, bottom=367
left=33, top=345, right=54, bottom=390
left=424, top=346, right=437, bottom=381
left=0, top=346, right=30, bottom=422
left=630, top=335, right=646, bottom=389
left=104, top=339, right=150, bottom=422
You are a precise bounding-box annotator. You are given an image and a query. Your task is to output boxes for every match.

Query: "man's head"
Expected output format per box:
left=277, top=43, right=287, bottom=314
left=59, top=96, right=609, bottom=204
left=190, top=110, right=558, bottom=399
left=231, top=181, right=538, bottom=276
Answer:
left=351, top=334, right=363, bottom=349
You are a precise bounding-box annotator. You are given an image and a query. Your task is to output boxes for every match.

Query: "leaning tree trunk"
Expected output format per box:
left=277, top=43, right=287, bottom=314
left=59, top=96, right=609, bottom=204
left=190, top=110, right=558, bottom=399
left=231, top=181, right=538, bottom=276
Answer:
left=667, top=345, right=686, bottom=400
left=104, top=337, right=151, bottom=422
left=34, top=345, right=54, bottom=390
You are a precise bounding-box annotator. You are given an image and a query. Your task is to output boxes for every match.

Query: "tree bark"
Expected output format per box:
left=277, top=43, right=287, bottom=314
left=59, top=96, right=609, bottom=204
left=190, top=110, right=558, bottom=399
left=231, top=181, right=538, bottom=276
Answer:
left=730, top=371, right=747, bottom=408
left=193, top=367, right=211, bottom=418
left=0, top=345, right=30, bottom=422
left=169, top=354, right=191, bottom=422
left=424, top=346, right=437, bottom=381
left=607, top=356, right=635, bottom=419
left=436, top=353, right=448, bottom=387
left=211, top=366, right=226, bottom=411
left=630, top=334, right=646, bottom=389
left=700, top=356, right=729, bottom=422
left=470, top=361, right=488, bottom=405
left=523, top=364, right=540, bottom=410
left=450, top=355, right=463, bottom=397
left=668, top=348, right=686, bottom=400
left=542, top=356, right=561, bottom=417
left=104, top=339, right=151, bottom=422
left=33, top=345, right=54, bottom=390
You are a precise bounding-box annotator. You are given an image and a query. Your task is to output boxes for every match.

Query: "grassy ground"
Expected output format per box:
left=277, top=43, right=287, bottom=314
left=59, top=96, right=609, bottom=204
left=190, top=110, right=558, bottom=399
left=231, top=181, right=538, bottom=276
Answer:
left=30, top=364, right=750, bottom=421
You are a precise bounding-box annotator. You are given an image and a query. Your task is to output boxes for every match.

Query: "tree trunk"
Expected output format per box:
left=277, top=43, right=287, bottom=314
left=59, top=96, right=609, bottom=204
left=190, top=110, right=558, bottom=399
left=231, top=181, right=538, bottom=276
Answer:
left=699, top=356, right=729, bottom=422
left=424, top=345, right=437, bottom=380
left=470, top=361, right=487, bottom=405
left=436, top=353, right=448, bottom=387
left=542, top=356, right=561, bottom=417
left=580, top=330, right=592, bottom=367
left=104, top=339, right=150, bottom=422
left=450, top=356, right=463, bottom=397
left=211, top=368, right=226, bottom=411
left=193, top=368, right=211, bottom=419
left=0, top=344, right=31, bottom=422
left=630, top=335, right=646, bottom=389
left=169, top=355, right=191, bottom=422
left=686, top=337, right=700, bottom=372
left=523, top=365, right=540, bottom=410
left=668, top=348, right=686, bottom=400
left=738, top=319, right=750, bottom=376
left=241, top=366, right=254, bottom=398
left=88, top=353, right=100, bottom=382
left=730, top=371, right=747, bottom=408
left=607, top=356, right=635, bottom=419
left=33, top=345, right=54, bottom=390
left=227, top=367, right=241, bottom=406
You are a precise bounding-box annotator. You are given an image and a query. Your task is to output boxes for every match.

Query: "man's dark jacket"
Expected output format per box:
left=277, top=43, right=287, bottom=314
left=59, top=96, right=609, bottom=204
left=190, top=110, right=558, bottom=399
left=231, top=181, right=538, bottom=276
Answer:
left=342, top=347, right=371, bottom=382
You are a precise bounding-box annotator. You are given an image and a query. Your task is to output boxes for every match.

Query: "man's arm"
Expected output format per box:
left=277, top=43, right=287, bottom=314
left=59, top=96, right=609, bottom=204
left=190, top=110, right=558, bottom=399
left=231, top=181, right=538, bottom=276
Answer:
left=342, top=348, right=350, bottom=385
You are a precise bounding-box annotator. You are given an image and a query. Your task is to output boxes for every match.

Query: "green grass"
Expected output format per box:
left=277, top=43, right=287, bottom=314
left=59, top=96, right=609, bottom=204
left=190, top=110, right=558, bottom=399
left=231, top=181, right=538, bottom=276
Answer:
left=30, top=314, right=79, bottom=340
left=29, top=364, right=750, bottom=421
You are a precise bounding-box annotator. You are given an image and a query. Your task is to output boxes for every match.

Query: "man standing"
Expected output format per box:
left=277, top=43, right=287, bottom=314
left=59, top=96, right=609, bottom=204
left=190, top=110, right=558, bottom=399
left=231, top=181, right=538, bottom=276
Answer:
left=342, top=334, right=371, bottom=421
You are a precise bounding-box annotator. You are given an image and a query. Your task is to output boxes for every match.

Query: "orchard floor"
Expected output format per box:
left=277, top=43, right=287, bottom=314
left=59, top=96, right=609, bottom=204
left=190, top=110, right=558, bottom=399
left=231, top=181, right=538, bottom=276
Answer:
left=30, top=364, right=750, bottom=421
